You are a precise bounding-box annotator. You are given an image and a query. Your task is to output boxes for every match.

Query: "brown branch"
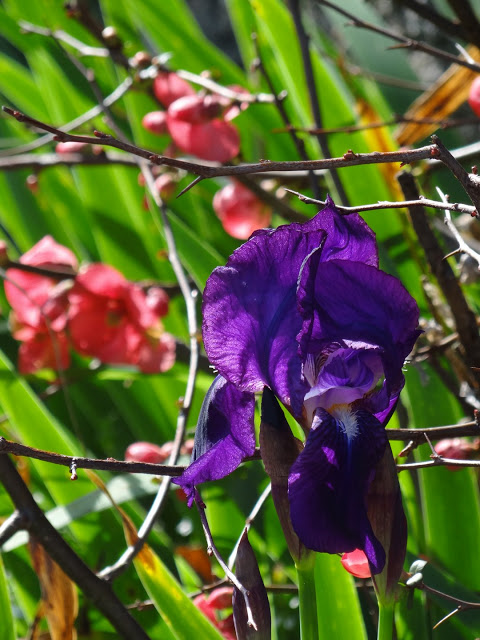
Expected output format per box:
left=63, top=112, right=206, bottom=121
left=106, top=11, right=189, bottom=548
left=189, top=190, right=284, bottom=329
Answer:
left=394, top=0, right=466, bottom=40
left=446, top=0, right=480, bottom=50
left=281, top=115, right=480, bottom=136
left=397, top=171, right=480, bottom=388
left=0, top=452, right=151, bottom=639
left=288, top=0, right=349, bottom=205
left=388, top=421, right=479, bottom=442
left=318, top=0, right=480, bottom=73
left=0, top=437, right=184, bottom=477
left=251, top=32, right=321, bottom=198
left=431, top=135, right=480, bottom=213
left=2, top=106, right=437, bottom=177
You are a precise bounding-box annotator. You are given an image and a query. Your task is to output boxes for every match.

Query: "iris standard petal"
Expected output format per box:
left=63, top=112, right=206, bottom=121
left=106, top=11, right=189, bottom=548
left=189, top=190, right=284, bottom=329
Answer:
left=288, top=407, right=387, bottom=573
left=298, top=258, right=421, bottom=393
left=302, top=197, right=378, bottom=266
left=203, top=224, right=326, bottom=414
left=173, top=376, right=256, bottom=504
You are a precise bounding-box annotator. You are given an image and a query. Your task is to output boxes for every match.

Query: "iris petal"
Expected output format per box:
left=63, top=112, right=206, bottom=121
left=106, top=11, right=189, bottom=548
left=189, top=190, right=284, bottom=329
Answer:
left=298, top=258, right=421, bottom=394
left=173, top=376, right=255, bottom=504
left=203, top=223, right=326, bottom=415
left=288, top=407, right=387, bottom=573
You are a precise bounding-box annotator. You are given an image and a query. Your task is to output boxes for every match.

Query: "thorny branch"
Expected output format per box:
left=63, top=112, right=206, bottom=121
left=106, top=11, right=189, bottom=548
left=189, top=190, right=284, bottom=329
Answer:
left=0, top=106, right=439, bottom=175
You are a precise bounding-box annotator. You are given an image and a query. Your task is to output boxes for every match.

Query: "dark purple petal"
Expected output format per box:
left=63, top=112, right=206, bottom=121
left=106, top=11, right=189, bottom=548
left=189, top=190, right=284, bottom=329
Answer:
left=288, top=407, right=387, bottom=573
left=297, top=258, right=420, bottom=394
left=303, top=197, right=378, bottom=266
left=173, top=376, right=255, bottom=505
left=203, top=225, right=326, bottom=415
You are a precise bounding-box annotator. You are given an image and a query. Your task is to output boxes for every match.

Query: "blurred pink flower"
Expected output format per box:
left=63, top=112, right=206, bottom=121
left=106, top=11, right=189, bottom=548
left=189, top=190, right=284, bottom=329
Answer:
left=193, top=588, right=236, bottom=640
left=213, top=181, right=272, bottom=239
left=68, top=263, right=175, bottom=373
left=4, top=236, right=77, bottom=373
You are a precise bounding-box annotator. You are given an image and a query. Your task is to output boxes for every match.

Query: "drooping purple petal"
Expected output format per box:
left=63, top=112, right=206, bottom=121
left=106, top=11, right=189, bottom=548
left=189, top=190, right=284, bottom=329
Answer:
left=297, top=258, right=421, bottom=394
left=173, top=376, right=255, bottom=505
left=203, top=225, right=326, bottom=415
left=288, top=407, right=387, bottom=573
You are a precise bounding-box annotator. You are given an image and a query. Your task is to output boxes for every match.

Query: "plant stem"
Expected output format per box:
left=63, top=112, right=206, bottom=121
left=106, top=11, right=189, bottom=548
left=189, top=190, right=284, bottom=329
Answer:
left=296, top=554, right=318, bottom=640
left=377, top=602, right=395, bottom=640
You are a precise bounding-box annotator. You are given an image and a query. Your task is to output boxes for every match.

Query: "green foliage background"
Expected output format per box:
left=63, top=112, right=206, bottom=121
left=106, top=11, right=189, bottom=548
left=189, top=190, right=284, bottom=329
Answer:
left=0, top=0, right=478, bottom=638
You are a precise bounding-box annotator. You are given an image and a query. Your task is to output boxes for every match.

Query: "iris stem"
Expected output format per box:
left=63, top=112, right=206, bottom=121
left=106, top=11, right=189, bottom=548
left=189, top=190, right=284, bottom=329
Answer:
left=377, top=601, right=395, bottom=640
left=296, top=554, right=318, bottom=640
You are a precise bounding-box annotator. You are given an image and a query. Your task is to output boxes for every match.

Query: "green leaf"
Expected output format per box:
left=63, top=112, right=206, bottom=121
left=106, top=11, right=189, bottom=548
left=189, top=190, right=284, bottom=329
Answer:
left=0, top=554, right=15, bottom=640
left=132, top=542, right=224, bottom=640
left=314, top=554, right=367, bottom=640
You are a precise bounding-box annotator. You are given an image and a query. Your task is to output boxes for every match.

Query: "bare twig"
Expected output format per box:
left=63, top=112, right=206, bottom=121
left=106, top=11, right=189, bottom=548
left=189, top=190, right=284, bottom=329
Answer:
left=0, top=78, right=133, bottom=157
left=19, top=21, right=110, bottom=57
left=252, top=32, right=321, bottom=198
left=437, top=187, right=480, bottom=268
left=0, top=452, right=152, bottom=640
left=398, top=171, right=480, bottom=388
left=228, top=483, right=272, bottom=570
left=288, top=0, right=349, bottom=205
left=285, top=189, right=478, bottom=216
left=281, top=115, right=480, bottom=136
left=396, top=0, right=466, bottom=40
left=195, top=495, right=258, bottom=631
left=318, top=0, right=480, bottom=73
left=1, top=107, right=438, bottom=176
left=0, top=150, right=138, bottom=171
left=0, top=437, right=184, bottom=476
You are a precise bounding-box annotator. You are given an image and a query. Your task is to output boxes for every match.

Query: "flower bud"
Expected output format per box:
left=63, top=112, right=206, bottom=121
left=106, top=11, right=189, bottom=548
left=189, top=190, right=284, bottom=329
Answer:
left=434, top=437, right=480, bottom=470
left=55, top=141, right=89, bottom=154
left=168, top=95, right=222, bottom=124
left=125, top=441, right=168, bottom=464
left=366, top=446, right=407, bottom=605
left=469, top=76, right=480, bottom=117
left=142, top=111, right=168, bottom=135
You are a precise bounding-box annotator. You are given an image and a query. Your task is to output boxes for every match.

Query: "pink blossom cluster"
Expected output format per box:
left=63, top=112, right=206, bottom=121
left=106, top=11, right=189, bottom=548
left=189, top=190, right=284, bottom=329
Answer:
left=142, top=71, right=272, bottom=239
left=142, top=71, right=246, bottom=163
left=4, top=236, right=175, bottom=375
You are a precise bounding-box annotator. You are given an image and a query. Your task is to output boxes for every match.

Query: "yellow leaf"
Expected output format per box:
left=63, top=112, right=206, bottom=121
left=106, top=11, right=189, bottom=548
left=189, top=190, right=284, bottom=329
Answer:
left=395, top=46, right=480, bottom=145
left=29, top=537, right=78, bottom=640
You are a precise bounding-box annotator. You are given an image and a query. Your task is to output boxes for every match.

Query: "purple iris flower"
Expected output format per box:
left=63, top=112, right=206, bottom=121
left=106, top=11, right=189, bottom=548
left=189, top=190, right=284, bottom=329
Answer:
left=174, top=198, right=420, bottom=574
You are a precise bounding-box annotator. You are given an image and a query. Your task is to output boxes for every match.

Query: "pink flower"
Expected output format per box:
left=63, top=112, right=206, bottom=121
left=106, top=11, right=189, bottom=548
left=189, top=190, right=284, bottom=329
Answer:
left=193, top=588, right=236, bottom=640
left=341, top=549, right=371, bottom=579
left=68, top=264, right=175, bottom=373
left=213, top=181, right=272, bottom=239
left=166, top=95, right=240, bottom=162
left=4, top=236, right=77, bottom=373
